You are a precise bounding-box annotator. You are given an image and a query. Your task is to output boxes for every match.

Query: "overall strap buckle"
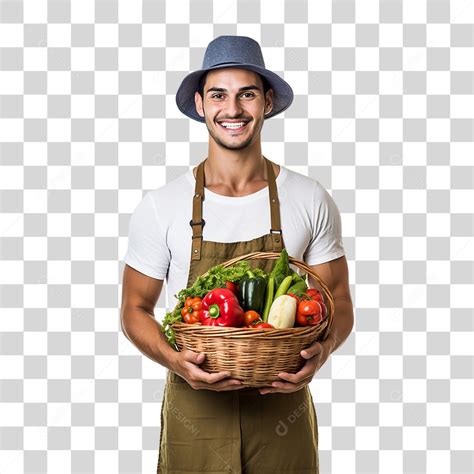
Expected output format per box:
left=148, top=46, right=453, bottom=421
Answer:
left=190, top=219, right=206, bottom=227
left=270, top=228, right=283, bottom=249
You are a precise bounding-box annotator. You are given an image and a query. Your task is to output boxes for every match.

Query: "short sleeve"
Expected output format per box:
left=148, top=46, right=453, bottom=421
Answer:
left=303, top=185, right=345, bottom=266
left=123, top=192, right=171, bottom=280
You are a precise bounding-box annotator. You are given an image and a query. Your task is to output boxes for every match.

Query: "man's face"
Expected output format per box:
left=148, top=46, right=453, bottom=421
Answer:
left=195, top=67, right=273, bottom=151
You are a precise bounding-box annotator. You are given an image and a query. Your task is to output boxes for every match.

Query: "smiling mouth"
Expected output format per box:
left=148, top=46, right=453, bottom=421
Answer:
left=218, top=121, right=250, bottom=133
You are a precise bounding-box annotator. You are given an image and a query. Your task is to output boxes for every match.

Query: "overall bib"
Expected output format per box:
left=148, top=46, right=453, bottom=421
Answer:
left=157, top=158, right=319, bottom=473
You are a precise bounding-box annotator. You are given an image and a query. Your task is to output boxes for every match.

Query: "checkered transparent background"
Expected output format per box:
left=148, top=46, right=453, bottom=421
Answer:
left=1, top=0, right=473, bottom=473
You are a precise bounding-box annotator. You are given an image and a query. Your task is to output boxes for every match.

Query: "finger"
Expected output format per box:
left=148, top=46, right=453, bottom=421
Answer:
left=259, top=386, right=288, bottom=395
left=258, top=386, right=274, bottom=395
left=212, top=380, right=246, bottom=392
left=258, top=381, right=292, bottom=395
left=259, top=381, right=307, bottom=395
left=301, top=341, right=323, bottom=359
left=277, top=370, right=314, bottom=384
left=182, top=349, right=206, bottom=364
left=188, top=365, right=233, bottom=385
left=272, top=377, right=311, bottom=390
left=197, top=379, right=245, bottom=392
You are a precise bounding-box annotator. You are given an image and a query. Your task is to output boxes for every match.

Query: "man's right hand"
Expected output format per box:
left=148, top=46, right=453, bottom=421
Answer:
left=170, top=349, right=246, bottom=392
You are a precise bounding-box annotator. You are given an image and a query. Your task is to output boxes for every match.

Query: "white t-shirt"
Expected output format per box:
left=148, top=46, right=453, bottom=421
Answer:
left=123, top=165, right=345, bottom=313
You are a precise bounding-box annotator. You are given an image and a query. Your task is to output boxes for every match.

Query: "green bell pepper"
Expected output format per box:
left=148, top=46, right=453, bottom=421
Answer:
left=238, top=270, right=267, bottom=316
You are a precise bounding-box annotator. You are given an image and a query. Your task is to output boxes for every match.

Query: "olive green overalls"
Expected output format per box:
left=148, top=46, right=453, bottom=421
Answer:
left=157, top=157, right=319, bottom=473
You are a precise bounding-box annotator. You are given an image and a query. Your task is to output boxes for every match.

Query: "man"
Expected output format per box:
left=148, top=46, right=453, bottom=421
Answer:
left=121, top=35, right=354, bottom=473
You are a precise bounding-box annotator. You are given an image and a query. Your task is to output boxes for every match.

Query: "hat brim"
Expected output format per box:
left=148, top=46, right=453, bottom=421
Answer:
left=175, top=64, right=294, bottom=123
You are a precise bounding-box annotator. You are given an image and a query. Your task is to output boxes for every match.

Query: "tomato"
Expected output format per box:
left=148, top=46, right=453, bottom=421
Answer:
left=296, top=299, right=322, bottom=326
left=183, top=312, right=200, bottom=324
left=305, top=288, right=319, bottom=298
left=298, top=299, right=320, bottom=315
left=244, top=317, right=273, bottom=328
left=181, top=296, right=203, bottom=324
left=225, top=281, right=238, bottom=296
left=184, top=297, right=202, bottom=312
left=306, top=288, right=324, bottom=304
left=243, top=310, right=261, bottom=327
left=296, top=311, right=323, bottom=326
left=320, top=302, right=327, bottom=320
left=253, top=322, right=273, bottom=328
left=287, top=292, right=300, bottom=304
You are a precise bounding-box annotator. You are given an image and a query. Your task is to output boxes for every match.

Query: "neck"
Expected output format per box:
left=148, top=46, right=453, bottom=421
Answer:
left=203, top=138, right=270, bottom=189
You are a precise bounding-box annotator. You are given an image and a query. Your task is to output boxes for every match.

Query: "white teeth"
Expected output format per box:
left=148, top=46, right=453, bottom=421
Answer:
left=221, top=122, right=246, bottom=128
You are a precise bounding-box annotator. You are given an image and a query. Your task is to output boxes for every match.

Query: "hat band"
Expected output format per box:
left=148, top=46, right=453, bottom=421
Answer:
left=211, top=61, right=241, bottom=67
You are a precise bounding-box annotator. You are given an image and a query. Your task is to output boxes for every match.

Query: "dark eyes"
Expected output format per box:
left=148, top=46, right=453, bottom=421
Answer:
left=211, top=92, right=255, bottom=99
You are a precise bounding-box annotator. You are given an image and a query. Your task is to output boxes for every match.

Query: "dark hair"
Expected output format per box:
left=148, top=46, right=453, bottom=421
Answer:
left=197, top=70, right=272, bottom=98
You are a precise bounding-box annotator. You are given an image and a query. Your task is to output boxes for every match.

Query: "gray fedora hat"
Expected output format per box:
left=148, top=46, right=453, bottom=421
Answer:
left=175, top=35, right=294, bottom=123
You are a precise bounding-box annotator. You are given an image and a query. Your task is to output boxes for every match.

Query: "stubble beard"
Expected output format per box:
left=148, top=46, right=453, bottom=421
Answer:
left=205, top=114, right=263, bottom=151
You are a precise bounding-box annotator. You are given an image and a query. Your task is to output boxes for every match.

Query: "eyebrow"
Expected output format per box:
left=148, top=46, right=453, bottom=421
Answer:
left=206, top=85, right=260, bottom=94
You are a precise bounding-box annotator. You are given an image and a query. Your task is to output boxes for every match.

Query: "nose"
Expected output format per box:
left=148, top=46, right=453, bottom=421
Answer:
left=224, top=96, right=244, bottom=118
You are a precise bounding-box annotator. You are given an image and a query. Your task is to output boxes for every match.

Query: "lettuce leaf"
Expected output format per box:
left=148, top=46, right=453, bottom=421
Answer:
left=161, top=260, right=267, bottom=348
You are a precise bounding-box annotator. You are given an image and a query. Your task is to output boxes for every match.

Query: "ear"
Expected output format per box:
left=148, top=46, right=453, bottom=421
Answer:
left=265, top=89, right=274, bottom=115
left=195, top=91, right=205, bottom=119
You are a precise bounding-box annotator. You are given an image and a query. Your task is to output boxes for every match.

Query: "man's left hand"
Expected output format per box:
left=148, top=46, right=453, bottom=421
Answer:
left=259, top=335, right=336, bottom=395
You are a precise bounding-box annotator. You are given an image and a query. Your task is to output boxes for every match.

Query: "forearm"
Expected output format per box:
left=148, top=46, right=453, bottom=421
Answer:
left=325, top=297, right=354, bottom=354
left=121, top=307, right=177, bottom=370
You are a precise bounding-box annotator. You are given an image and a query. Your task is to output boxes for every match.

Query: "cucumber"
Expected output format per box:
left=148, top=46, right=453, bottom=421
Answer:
left=273, top=275, right=293, bottom=300
left=262, top=276, right=275, bottom=322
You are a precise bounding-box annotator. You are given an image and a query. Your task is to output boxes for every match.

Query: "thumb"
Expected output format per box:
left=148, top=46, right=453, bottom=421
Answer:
left=186, top=351, right=206, bottom=364
left=301, top=342, right=322, bottom=359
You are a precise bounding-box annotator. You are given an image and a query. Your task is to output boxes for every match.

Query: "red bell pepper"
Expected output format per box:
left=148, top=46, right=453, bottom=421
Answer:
left=200, top=288, right=245, bottom=327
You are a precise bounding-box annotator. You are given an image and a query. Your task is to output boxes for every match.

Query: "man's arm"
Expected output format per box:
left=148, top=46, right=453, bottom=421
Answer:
left=120, top=264, right=245, bottom=391
left=120, top=264, right=177, bottom=370
left=307, top=254, right=354, bottom=354
left=258, top=255, right=354, bottom=394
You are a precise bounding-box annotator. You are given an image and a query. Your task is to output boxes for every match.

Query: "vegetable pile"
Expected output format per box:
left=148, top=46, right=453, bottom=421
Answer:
left=161, top=249, right=328, bottom=348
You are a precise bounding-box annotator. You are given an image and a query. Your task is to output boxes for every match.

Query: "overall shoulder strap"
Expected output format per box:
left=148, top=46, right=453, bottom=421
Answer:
left=264, top=157, right=283, bottom=252
left=190, top=159, right=206, bottom=261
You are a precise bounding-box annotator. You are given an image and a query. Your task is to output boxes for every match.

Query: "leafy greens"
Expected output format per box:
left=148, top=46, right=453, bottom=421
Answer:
left=161, top=260, right=267, bottom=348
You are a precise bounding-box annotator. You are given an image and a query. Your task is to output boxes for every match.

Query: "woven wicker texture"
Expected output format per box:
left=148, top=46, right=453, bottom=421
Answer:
left=172, top=251, right=335, bottom=387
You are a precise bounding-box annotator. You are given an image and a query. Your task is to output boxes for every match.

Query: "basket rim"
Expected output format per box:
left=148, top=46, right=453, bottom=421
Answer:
left=169, top=250, right=335, bottom=341
left=171, top=321, right=324, bottom=332
left=171, top=319, right=330, bottom=341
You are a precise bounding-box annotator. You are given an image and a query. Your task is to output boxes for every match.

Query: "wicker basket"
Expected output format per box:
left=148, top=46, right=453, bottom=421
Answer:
left=171, top=251, right=335, bottom=387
